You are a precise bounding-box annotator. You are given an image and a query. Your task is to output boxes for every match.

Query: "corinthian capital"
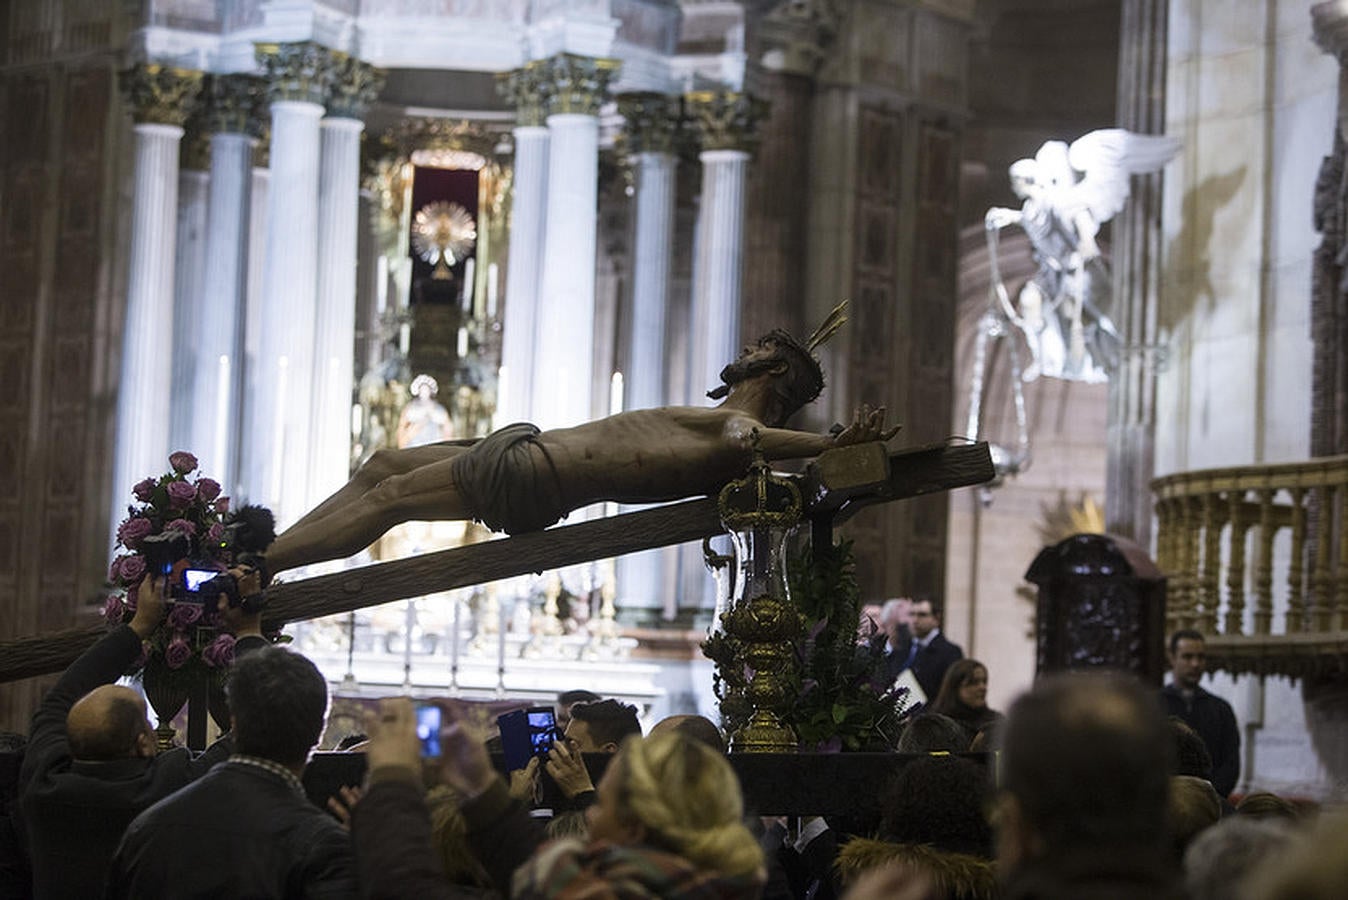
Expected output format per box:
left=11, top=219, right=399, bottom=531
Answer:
left=255, top=41, right=332, bottom=105
left=684, top=91, right=769, bottom=153
left=542, top=53, right=620, bottom=117
left=497, top=61, right=553, bottom=127
left=327, top=52, right=386, bottom=120
left=119, top=64, right=204, bottom=127
left=203, top=73, right=264, bottom=135
left=617, top=92, right=680, bottom=155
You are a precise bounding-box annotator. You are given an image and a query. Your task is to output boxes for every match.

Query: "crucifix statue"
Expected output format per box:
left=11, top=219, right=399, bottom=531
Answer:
left=266, top=304, right=896, bottom=576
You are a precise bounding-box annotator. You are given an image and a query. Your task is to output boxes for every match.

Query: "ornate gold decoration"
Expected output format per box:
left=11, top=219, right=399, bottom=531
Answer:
left=326, top=51, right=385, bottom=120
left=119, top=64, right=203, bottom=127
left=497, top=61, right=553, bottom=127
left=254, top=41, right=332, bottom=105
left=203, top=73, right=263, bottom=135
left=411, top=201, right=477, bottom=279
left=542, top=53, right=620, bottom=117
left=684, top=90, right=769, bottom=152
left=384, top=117, right=498, bottom=157
left=617, top=92, right=681, bottom=155
left=713, top=440, right=805, bottom=752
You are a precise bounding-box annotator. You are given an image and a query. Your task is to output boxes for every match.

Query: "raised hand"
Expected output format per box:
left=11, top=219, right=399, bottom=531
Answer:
left=544, top=738, right=595, bottom=799
left=833, top=403, right=899, bottom=447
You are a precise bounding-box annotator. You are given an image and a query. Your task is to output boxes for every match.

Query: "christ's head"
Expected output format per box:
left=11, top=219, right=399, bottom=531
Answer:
left=708, top=331, right=825, bottom=425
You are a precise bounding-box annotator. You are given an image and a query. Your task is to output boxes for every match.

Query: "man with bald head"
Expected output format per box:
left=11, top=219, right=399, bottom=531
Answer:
left=18, top=574, right=266, bottom=898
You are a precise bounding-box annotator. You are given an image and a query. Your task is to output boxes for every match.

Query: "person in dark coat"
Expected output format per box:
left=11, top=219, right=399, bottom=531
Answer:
left=106, top=644, right=354, bottom=899
left=871, top=596, right=963, bottom=703
left=930, top=659, right=1004, bottom=748
left=18, top=575, right=265, bottom=900
left=1161, top=629, right=1241, bottom=798
left=996, top=672, right=1184, bottom=900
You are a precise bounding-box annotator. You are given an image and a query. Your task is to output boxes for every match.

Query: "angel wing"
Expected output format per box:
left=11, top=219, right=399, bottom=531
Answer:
left=1062, top=129, right=1181, bottom=225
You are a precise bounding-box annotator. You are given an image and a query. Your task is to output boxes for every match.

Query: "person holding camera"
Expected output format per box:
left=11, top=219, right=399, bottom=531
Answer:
left=106, top=639, right=353, bottom=898
left=17, top=572, right=266, bottom=899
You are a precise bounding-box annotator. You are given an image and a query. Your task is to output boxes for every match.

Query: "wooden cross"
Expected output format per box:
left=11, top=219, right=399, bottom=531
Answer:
left=0, top=441, right=992, bottom=683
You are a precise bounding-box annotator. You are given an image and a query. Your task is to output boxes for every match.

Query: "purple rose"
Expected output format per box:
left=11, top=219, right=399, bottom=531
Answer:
left=164, top=633, right=192, bottom=669
left=207, top=523, right=224, bottom=544
left=116, top=516, right=153, bottom=550
left=202, top=633, right=237, bottom=669
left=165, top=518, right=197, bottom=537
left=166, top=480, right=196, bottom=508
left=118, top=554, right=147, bottom=584
left=169, top=602, right=203, bottom=630
left=109, top=555, right=127, bottom=581
left=169, top=451, right=198, bottom=474
left=132, top=478, right=156, bottom=502
left=213, top=497, right=230, bottom=515
left=196, top=478, right=221, bottom=502
left=102, top=594, right=127, bottom=624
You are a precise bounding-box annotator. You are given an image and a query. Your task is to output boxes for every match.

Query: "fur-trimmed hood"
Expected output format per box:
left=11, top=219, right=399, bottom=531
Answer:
left=836, top=837, right=998, bottom=900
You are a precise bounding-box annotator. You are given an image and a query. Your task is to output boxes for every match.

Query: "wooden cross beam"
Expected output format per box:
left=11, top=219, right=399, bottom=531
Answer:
left=0, top=441, right=993, bottom=683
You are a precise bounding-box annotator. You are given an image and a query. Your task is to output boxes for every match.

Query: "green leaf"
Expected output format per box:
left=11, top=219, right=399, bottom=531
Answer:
left=831, top=703, right=847, bottom=724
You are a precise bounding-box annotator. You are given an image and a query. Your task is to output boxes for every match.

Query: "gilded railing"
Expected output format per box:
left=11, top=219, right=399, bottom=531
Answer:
left=1152, top=455, right=1348, bottom=679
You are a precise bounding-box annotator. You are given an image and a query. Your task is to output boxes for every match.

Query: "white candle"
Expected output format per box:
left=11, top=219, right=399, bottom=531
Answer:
left=214, top=355, right=230, bottom=475
left=462, top=257, right=475, bottom=312
left=610, top=371, right=624, bottom=416
left=399, top=322, right=411, bottom=355
left=457, top=326, right=469, bottom=359
left=375, top=255, right=388, bottom=315
left=486, top=263, right=499, bottom=318
left=270, top=357, right=289, bottom=504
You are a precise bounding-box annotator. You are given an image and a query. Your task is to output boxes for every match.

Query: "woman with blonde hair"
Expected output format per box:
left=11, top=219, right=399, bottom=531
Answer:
left=352, top=699, right=765, bottom=900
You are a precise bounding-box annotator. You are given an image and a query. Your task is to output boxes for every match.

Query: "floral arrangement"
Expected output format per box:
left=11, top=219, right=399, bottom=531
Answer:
left=786, top=540, right=912, bottom=751
left=103, top=451, right=240, bottom=682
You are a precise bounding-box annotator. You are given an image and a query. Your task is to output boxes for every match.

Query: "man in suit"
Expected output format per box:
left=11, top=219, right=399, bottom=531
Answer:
left=872, top=596, right=963, bottom=704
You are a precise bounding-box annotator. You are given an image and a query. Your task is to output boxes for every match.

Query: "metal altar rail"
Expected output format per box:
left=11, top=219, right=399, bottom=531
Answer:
left=1152, top=455, right=1348, bottom=678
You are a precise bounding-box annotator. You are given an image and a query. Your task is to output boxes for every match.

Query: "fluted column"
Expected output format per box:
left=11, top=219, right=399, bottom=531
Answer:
left=1106, top=0, right=1168, bottom=546
left=619, top=92, right=679, bottom=411
left=242, top=42, right=330, bottom=527
left=615, top=92, right=680, bottom=624
left=686, top=92, right=764, bottom=399
left=497, top=63, right=551, bottom=424
left=170, top=125, right=210, bottom=456
left=111, top=65, right=202, bottom=542
left=309, top=56, right=384, bottom=510
left=532, top=54, right=618, bottom=430
left=190, top=75, right=260, bottom=491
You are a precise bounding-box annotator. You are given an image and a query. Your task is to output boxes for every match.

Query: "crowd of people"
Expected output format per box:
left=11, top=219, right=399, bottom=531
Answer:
left=0, top=581, right=1341, bottom=900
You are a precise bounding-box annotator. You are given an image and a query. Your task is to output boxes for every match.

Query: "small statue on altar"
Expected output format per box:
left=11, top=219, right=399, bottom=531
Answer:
left=984, top=129, right=1180, bottom=382
left=266, top=304, right=897, bottom=575
left=396, top=375, right=456, bottom=448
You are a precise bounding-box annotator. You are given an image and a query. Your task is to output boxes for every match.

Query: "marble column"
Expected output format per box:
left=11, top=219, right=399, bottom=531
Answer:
left=1106, top=0, right=1168, bottom=546
left=111, top=65, right=202, bottom=542
left=686, top=92, right=764, bottom=400
left=309, top=56, right=384, bottom=511
left=190, top=75, right=259, bottom=490
left=497, top=63, right=551, bottom=425
left=170, top=137, right=210, bottom=458
left=242, top=42, right=329, bottom=527
left=615, top=92, right=680, bottom=625
left=532, top=54, right=617, bottom=431
left=619, top=92, right=679, bottom=412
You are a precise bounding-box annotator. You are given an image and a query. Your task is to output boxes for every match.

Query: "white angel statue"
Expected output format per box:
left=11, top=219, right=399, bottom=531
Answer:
left=984, top=129, right=1181, bottom=382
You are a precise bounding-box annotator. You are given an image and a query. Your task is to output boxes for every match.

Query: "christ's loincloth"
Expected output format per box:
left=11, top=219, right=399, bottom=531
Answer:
left=449, top=422, right=566, bottom=535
